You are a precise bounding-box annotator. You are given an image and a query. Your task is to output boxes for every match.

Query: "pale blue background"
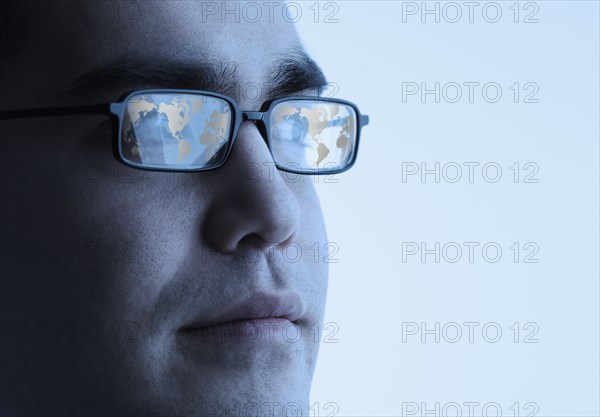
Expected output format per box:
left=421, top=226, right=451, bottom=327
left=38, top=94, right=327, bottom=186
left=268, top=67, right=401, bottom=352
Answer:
left=295, top=1, right=600, bottom=416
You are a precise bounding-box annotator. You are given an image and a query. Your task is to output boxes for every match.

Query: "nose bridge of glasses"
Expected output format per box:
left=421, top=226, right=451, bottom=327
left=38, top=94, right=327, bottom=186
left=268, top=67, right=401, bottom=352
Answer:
left=238, top=111, right=268, bottom=143
left=241, top=111, right=264, bottom=122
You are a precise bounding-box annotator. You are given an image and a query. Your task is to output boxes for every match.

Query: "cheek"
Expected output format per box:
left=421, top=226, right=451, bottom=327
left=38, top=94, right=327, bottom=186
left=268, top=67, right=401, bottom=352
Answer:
left=289, top=176, right=330, bottom=309
left=293, top=175, right=328, bottom=239
left=0, top=118, right=194, bottom=316
left=64, top=171, right=211, bottom=327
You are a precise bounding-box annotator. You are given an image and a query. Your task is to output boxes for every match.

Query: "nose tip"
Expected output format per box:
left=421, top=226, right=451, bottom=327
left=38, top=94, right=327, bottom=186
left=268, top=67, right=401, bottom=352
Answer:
left=203, top=185, right=301, bottom=254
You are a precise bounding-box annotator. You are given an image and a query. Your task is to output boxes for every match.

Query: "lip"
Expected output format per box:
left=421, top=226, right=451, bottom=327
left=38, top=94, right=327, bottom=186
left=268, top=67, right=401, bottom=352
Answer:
left=179, top=291, right=305, bottom=332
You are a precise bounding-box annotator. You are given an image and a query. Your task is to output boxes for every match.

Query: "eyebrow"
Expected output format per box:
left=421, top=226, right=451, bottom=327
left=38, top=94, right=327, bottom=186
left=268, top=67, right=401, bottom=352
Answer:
left=62, top=51, right=328, bottom=103
left=266, top=52, right=328, bottom=97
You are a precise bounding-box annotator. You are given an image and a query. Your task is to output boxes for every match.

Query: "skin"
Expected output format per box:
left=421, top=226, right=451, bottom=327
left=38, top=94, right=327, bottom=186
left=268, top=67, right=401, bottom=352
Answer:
left=0, top=2, right=328, bottom=416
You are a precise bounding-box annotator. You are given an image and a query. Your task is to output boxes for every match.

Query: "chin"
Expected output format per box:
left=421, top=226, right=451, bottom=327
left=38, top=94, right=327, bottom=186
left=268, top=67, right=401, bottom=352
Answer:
left=140, top=378, right=312, bottom=417
left=115, top=342, right=316, bottom=417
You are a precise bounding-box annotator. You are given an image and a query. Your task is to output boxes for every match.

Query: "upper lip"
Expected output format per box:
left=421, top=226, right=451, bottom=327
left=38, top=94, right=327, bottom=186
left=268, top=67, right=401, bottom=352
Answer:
left=179, top=292, right=305, bottom=331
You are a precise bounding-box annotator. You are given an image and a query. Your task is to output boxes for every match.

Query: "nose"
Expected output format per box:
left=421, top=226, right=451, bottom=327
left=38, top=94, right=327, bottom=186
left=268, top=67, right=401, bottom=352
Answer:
left=202, top=122, right=302, bottom=253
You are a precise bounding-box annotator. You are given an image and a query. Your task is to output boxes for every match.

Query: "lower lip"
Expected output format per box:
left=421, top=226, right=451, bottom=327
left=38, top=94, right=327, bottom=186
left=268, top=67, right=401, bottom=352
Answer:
left=179, top=318, right=297, bottom=343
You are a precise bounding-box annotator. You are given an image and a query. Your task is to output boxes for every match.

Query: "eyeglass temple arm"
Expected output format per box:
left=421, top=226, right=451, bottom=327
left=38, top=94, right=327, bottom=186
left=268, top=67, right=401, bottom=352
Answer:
left=0, top=104, right=111, bottom=120
left=0, top=104, right=370, bottom=131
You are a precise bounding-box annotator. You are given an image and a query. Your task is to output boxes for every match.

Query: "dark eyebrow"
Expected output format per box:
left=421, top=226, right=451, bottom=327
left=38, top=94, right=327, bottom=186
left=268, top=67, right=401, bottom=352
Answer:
left=61, top=58, right=240, bottom=102
left=267, top=51, right=328, bottom=97
left=61, top=51, right=328, bottom=103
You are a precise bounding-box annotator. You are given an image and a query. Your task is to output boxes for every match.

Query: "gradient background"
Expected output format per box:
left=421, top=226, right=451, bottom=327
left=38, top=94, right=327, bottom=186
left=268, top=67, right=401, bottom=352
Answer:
left=295, top=1, right=600, bottom=416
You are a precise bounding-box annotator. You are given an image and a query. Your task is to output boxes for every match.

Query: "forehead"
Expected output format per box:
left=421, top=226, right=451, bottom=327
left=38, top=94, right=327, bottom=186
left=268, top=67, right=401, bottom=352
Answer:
left=103, top=2, right=300, bottom=73
left=2, top=1, right=309, bottom=106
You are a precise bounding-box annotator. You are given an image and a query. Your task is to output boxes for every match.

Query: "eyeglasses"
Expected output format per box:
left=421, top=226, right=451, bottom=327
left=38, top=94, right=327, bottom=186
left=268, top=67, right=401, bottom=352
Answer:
left=0, top=89, right=369, bottom=175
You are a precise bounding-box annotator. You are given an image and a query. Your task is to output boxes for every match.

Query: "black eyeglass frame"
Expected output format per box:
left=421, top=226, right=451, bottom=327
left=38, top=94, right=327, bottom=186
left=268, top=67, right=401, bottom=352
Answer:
left=0, top=89, right=370, bottom=175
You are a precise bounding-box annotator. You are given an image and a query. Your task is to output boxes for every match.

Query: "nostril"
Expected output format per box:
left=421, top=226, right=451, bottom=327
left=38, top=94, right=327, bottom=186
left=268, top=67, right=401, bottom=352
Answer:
left=237, top=233, right=269, bottom=253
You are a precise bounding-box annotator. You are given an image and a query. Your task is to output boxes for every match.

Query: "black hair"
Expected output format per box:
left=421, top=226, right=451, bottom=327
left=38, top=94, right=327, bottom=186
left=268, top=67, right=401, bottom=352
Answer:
left=0, top=1, right=33, bottom=70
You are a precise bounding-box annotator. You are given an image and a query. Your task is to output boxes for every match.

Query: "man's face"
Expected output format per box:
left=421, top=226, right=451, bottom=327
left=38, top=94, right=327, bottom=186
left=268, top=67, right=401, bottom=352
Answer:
left=0, top=2, right=328, bottom=415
